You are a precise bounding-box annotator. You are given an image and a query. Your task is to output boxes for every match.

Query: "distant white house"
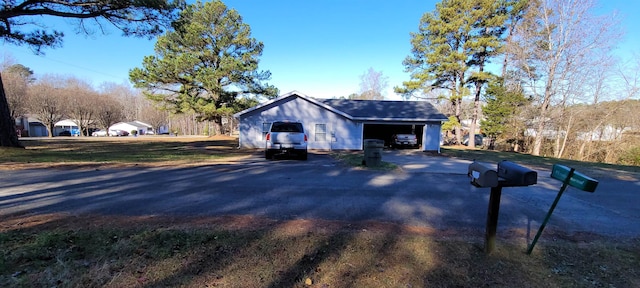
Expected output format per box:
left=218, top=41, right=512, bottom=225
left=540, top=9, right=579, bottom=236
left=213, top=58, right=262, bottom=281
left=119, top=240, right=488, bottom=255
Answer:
left=525, top=125, right=630, bottom=142
left=109, top=121, right=154, bottom=135
left=54, top=119, right=80, bottom=136
left=525, top=128, right=564, bottom=139
left=577, top=125, right=630, bottom=141
left=460, top=119, right=482, bottom=135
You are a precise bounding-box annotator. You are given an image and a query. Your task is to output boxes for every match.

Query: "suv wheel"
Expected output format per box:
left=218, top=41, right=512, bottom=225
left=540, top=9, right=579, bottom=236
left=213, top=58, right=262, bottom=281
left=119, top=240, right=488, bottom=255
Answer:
left=265, top=150, right=273, bottom=160
left=300, top=151, right=308, bottom=161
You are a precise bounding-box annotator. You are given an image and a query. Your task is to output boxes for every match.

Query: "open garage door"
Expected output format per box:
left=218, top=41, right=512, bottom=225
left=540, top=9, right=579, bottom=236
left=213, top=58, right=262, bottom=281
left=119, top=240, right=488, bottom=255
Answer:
left=363, top=123, right=424, bottom=148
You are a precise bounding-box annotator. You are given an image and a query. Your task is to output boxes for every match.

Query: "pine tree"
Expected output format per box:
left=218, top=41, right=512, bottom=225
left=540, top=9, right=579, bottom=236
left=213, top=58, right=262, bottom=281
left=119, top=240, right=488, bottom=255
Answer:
left=465, top=0, right=513, bottom=148
left=129, top=0, right=278, bottom=134
left=397, top=0, right=516, bottom=145
left=481, top=77, right=529, bottom=151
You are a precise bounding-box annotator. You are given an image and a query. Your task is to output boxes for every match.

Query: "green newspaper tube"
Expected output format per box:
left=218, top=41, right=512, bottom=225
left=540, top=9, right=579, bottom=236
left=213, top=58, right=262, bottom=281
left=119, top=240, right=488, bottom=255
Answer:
left=550, top=164, right=598, bottom=192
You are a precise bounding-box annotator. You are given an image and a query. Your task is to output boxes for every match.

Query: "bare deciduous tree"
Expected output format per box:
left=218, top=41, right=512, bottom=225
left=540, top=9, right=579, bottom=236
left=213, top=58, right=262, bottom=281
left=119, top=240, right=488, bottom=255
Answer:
left=94, top=94, right=125, bottom=131
left=1, top=69, right=29, bottom=119
left=356, top=67, right=388, bottom=100
left=99, top=82, right=142, bottom=121
left=573, top=53, right=618, bottom=160
left=139, top=100, right=169, bottom=133
left=65, top=78, right=100, bottom=136
left=619, top=52, right=640, bottom=100
left=510, top=0, right=621, bottom=155
left=27, top=76, right=67, bottom=137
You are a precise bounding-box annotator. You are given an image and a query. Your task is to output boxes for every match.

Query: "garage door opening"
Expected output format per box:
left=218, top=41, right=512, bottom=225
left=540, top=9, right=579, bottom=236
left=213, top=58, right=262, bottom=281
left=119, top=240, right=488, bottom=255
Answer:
left=363, top=124, right=424, bottom=148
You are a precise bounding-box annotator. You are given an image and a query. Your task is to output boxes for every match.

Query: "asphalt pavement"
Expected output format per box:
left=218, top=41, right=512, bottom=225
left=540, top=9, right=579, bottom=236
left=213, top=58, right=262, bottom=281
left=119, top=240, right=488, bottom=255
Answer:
left=1, top=150, right=639, bottom=238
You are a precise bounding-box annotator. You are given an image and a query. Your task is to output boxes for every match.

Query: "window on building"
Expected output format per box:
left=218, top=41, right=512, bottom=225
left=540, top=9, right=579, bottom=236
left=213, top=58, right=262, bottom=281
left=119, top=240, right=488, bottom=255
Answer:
left=315, top=124, right=327, bottom=141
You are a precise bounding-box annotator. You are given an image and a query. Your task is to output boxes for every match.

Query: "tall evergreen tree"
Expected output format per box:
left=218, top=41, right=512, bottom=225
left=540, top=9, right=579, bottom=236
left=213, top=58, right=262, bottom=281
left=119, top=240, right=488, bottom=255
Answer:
left=397, top=0, right=514, bottom=145
left=397, top=0, right=473, bottom=144
left=4, top=65, right=35, bottom=81
left=129, top=0, right=278, bottom=134
left=481, top=77, right=529, bottom=151
left=465, top=0, right=513, bottom=148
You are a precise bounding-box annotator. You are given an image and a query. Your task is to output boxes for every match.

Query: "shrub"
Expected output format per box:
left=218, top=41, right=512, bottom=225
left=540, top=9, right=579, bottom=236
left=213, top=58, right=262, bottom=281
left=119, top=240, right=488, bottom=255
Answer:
left=618, top=146, right=640, bottom=166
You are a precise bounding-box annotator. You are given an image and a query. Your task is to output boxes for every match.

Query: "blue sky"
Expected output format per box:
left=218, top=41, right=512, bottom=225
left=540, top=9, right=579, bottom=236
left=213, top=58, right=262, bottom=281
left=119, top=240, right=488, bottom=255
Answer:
left=3, top=0, right=639, bottom=100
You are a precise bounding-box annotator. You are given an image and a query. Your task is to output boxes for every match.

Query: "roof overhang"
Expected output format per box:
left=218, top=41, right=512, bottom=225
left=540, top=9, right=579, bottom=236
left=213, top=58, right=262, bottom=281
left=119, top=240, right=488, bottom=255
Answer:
left=233, top=90, right=353, bottom=120
left=54, top=119, right=79, bottom=126
left=354, top=117, right=449, bottom=122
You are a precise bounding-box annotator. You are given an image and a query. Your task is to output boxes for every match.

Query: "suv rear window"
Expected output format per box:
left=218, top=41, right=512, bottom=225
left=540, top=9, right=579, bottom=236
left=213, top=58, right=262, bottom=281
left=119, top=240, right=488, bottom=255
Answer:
left=271, top=122, right=303, bottom=132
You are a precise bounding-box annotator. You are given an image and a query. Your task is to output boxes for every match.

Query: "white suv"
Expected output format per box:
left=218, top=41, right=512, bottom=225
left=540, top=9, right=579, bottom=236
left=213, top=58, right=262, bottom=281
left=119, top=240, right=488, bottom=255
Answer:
left=265, top=121, right=308, bottom=160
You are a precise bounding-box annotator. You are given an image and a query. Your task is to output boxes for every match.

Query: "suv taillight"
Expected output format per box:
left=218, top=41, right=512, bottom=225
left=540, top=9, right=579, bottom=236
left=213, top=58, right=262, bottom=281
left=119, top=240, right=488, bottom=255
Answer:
left=266, top=133, right=271, bottom=141
left=304, top=134, right=308, bottom=142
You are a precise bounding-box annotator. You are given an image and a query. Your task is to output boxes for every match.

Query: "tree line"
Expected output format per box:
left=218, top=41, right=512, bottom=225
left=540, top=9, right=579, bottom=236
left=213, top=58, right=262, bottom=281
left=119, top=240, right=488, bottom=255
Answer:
left=396, top=0, right=639, bottom=165
left=2, top=60, right=246, bottom=137
left=2, top=62, right=163, bottom=137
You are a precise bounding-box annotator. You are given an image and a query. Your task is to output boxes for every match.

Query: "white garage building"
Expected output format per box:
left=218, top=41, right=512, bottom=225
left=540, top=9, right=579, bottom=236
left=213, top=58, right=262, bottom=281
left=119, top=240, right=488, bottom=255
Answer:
left=234, top=91, right=448, bottom=152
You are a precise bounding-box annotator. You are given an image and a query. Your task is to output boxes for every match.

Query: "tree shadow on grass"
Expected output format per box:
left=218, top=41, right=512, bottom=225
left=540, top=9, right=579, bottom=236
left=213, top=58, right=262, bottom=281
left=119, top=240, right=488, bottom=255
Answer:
left=1, top=214, right=638, bottom=287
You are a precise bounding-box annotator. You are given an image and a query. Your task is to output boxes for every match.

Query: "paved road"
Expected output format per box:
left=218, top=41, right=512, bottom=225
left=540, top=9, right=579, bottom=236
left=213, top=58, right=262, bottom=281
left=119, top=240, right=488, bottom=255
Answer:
left=1, top=151, right=639, bottom=237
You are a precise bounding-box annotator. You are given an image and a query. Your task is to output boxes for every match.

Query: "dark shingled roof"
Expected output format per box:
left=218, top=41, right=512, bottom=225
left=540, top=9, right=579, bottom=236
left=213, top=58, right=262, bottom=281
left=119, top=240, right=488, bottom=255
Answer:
left=233, top=91, right=449, bottom=123
left=318, top=99, right=448, bottom=121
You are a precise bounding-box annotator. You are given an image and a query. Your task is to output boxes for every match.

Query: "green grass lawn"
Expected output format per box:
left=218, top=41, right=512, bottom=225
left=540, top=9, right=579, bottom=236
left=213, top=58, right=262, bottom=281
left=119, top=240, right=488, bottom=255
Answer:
left=440, top=147, right=640, bottom=178
left=2, top=137, right=638, bottom=175
left=0, top=136, right=251, bottom=167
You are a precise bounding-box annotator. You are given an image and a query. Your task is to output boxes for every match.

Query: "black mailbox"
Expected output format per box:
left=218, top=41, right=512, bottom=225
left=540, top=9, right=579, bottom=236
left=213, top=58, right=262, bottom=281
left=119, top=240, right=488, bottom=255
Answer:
left=497, top=160, right=537, bottom=187
left=469, top=160, right=539, bottom=254
left=468, top=161, right=498, bottom=188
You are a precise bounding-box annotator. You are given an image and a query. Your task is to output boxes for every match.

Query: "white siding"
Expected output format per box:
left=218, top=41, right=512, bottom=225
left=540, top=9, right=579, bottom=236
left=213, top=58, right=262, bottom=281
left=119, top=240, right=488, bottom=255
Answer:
left=422, top=122, right=443, bottom=152
left=238, top=97, right=362, bottom=150
left=110, top=123, right=137, bottom=133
